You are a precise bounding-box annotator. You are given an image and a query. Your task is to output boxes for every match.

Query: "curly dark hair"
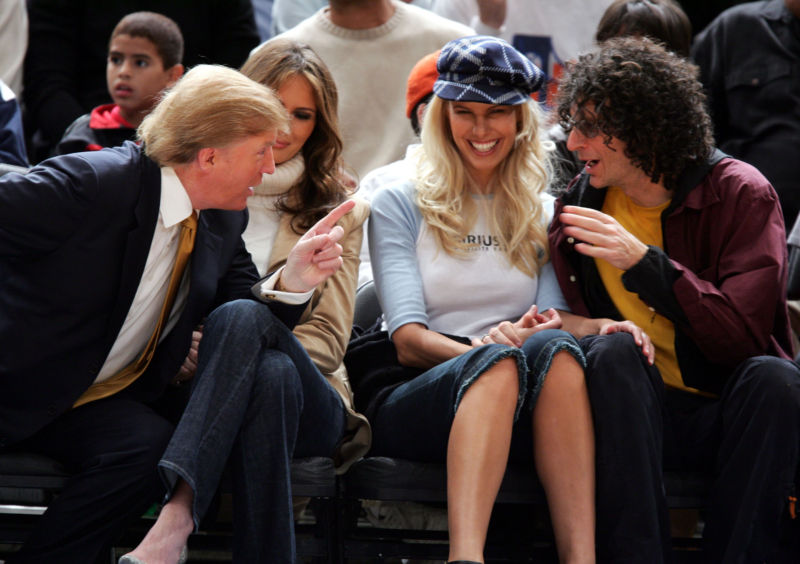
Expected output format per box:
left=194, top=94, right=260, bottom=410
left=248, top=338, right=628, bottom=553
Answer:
left=556, top=36, right=714, bottom=191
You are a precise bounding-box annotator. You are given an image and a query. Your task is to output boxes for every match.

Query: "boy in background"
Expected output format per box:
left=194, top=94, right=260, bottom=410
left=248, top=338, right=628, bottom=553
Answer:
left=55, top=11, right=184, bottom=155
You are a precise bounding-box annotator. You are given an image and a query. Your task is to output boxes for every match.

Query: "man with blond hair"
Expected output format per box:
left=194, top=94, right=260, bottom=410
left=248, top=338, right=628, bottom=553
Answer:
left=0, top=64, right=352, bottom=563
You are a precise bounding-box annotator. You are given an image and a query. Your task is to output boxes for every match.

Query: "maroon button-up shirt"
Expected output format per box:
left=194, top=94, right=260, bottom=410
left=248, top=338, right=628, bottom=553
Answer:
left=549, top=154, right=793, bottom=394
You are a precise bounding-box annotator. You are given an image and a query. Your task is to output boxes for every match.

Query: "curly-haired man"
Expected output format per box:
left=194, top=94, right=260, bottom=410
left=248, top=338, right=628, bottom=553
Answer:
left=549, top=36, right=800, bottom=563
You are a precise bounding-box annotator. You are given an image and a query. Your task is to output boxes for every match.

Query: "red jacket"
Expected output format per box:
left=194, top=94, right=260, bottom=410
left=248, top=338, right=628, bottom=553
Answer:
left=549, top=151, right=794, bottom=394
left=54, top=103, right=136, bottom=156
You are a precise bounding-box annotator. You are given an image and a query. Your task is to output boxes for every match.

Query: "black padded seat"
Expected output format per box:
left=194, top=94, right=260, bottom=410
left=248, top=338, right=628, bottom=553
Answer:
left=344, top=456, right=545, bottom=505
left=289, top=456, right=338, bottom=498
left=0, top=452, right=68, bottom=506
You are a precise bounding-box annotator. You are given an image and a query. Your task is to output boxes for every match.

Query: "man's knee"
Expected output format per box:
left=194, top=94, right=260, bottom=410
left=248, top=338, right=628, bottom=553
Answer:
left=727, top=356, right=800, bottom=417
left=581, top=332, right=659, bottom=401
left=83, top=410, right=173, bottom=489
left=127, top=414, right=174, bottom=469
left=582, top=331, right=642, bottom=368
left=206, top=299, right=280, bottom=335
left=253, top=350, right=303, bottom=404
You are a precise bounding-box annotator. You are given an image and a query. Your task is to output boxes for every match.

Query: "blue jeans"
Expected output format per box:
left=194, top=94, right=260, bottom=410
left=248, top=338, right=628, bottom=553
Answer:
left=158, top=299, right=346, bottom=564
left=370, top=329, right=584, bottom=463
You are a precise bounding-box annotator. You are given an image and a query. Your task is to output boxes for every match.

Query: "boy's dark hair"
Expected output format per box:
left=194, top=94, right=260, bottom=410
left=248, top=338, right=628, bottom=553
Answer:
left=557, top=36, right=714, bottom=191
left=111, top=11, right=184, bottom=69
left=410, top=93, right=433, bottom=137
left=596, top=0, right=692, bottom=58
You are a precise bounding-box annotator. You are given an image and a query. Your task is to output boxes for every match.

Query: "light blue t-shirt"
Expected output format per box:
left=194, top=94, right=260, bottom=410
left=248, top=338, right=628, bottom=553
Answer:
left=369, top=179, right=569, bottom=339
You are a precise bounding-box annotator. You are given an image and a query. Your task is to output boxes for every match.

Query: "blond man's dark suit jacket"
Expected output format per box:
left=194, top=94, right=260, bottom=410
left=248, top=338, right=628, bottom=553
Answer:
left=0, top=142, right=301, bottom=445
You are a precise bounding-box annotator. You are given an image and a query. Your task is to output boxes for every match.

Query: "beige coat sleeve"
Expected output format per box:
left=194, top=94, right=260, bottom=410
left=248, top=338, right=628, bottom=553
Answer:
left=266, top=198, right=372, bottom=469
left=268, top=198, right=370, bottom=374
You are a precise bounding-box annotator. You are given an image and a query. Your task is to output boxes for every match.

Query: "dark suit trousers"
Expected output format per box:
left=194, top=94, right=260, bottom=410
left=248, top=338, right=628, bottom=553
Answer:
left=6, top=396, right=174, bottom=563
left=582, top=332, right=800, bottom=564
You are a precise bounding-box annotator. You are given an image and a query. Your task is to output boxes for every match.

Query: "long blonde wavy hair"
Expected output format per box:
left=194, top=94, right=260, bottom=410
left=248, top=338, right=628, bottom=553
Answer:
left=414, top=96, right=553, bottom=277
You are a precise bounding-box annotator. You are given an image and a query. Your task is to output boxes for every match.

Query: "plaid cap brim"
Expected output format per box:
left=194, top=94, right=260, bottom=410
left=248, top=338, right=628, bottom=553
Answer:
left=433, top=78, right=531, bottom=105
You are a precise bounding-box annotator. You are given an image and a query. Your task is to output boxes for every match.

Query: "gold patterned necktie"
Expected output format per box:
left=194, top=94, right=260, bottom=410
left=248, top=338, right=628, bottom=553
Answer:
left=74, top=213, right=198, bottom=408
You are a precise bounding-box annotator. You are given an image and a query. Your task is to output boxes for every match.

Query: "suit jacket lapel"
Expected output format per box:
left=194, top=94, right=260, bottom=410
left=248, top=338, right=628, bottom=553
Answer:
left=104, top=164, right=161, bottom=352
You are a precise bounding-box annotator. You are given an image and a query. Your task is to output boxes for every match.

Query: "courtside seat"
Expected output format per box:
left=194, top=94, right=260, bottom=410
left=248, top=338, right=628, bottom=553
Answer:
left=0, top=451, right=69, bottom=549
left=0, top=452, right=68, bottom=507
left=290, top=457, right=341, bottom=563
left=344, top=456, right=545, bottom=505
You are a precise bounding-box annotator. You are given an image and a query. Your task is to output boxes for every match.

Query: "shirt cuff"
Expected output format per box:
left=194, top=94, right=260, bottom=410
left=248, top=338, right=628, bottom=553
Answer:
left=254, top=266, right=314, bottom=305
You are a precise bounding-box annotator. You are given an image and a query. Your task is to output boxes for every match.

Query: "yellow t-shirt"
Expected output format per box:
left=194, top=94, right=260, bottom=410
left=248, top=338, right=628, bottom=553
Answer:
left=596, top=187, right=703, bottom=394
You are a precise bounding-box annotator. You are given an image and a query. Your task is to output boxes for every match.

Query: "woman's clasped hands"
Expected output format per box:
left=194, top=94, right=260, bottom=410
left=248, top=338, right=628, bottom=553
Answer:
left=472, top=305, right=562, bottom=348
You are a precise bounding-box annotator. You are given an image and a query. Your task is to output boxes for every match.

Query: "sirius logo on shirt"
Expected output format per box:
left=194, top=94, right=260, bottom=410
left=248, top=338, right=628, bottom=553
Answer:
left=462, top=233, right=506, bottom=252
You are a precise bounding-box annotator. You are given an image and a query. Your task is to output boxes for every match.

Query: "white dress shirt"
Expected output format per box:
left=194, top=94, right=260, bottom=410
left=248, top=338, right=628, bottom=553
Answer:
left=94, top=167, right=194, bottom=383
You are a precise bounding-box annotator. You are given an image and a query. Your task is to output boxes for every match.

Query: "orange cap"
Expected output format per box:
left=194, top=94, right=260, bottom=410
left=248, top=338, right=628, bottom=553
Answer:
left=405, top=50, right=441, bottom=118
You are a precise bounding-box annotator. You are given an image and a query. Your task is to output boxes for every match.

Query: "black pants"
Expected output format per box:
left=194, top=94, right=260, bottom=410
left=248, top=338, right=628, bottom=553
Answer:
left=582, top=332, right=800, bottom=564
left=6, top=396, right=174, bottom=563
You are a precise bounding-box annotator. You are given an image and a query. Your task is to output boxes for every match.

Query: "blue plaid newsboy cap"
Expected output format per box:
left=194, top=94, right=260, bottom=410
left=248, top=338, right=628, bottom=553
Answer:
left=434, top=35, right=545, bottom=105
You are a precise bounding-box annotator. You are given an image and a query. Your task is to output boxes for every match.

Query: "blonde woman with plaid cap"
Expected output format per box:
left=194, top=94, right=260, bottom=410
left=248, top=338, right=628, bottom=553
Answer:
left=364, top=35, right=652, bottom=564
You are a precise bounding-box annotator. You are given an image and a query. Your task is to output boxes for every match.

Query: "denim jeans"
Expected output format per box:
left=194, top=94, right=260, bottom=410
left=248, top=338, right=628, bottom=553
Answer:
left=370, top=329, right=584, bottom=463
left=159, top=299, right=346, bottom=564
left=582, top=331, right=800, bottom=564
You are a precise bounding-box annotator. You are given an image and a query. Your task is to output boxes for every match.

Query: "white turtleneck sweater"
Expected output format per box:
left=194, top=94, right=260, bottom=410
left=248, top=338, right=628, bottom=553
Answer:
left=243, top=153, right=305, bottom=278
left=269, top=1, right=473, bottom=179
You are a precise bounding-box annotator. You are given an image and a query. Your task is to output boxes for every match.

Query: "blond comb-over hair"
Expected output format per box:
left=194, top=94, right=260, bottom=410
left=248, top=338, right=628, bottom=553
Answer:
left=139, top=64, right=289, bottom=166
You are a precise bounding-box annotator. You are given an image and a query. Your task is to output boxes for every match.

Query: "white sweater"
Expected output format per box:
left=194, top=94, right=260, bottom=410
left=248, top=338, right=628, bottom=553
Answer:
left=432, top=0, right=613, bottom=64
left=432, top=0, right=613, bottom=106
left=270, top=0, right=435, bottom=36
left=272, top=1, right=473, bottom=179
left=242, top=153, right=305, bottom=277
